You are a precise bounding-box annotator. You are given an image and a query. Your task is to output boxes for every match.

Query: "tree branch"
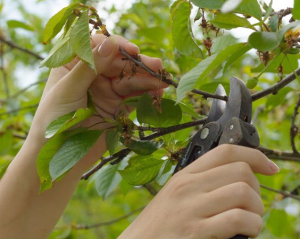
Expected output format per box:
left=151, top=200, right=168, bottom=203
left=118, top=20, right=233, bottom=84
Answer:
left=252, top=67, right=300, bottom=101
left=119, top=47, right=228, bottom=101
left=290, top=94, right=300, bottom=154
left=143, top=184, right=158, bottom=196
left=258, top=147, right=300, bottom=163
left=141, top=118, right=207, bottom=141
left=0, top=35, right=44, bottom=60
left=0, top=104, right=39, bottom=117
left=0, top=41, right=9, bottom=98
left=260, top=184, right=300, bottom=201
left=71, top=206, right=145, bottom=230
left=81, top=148, right=131, bottom=180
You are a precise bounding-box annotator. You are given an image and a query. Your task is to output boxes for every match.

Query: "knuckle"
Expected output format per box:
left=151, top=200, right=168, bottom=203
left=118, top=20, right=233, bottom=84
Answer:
left=230, top=209, right=245, bottom=228
left=236, top=162, right=253, bottom=182
left=167, top=173, right=190, bottom=197
left=235, top=182, right=252, bottom=199
left=216, top=144, right=235, bottom=157
left=252, top=216, right=263, bottom=237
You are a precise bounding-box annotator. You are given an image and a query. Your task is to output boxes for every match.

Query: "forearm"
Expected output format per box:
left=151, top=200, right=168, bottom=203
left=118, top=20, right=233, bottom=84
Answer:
left=0, top=132, right=107, bottom=239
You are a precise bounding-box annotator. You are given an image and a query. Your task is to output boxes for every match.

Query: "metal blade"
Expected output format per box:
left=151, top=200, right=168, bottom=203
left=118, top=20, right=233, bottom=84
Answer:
left=218, top=77, right=252, bottom=129
left=206, top=84, right=226, bottom=123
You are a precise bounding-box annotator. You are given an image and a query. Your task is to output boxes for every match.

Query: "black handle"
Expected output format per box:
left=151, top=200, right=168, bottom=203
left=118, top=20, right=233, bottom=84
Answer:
left=230, top=235, right=247, bottom=239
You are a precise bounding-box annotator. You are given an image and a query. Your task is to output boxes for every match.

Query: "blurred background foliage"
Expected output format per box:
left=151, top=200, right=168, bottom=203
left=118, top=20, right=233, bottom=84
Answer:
left=0, top=0, right=299, bottom=238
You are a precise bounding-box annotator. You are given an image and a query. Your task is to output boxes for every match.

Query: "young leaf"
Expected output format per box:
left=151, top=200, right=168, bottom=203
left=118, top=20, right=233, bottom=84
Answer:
left=121, top=138, right=161, bottom=155
left=7, top=20, right=34, bottom=31
left=94, top=163, right=123, bottom=199
left=210, top=13, right=254, bottom=30
left=40, top=34, right=76, bottom=68
left=106, top=129, right=121, bottom=155
left=156, top=160, right=175, bottom=186
left=191, top=0, right=262, bottom=19
left=176, top=43, right=245, bottom=102
left=266, top=87, right=293, bottom=110
left=49, top=130, right=102, bottom=181
left=45, top=108, right=93, bottom=138
left=171, top=0, right=203, bottom=59
left=43, top=3, right=80, bottom=44
left=220, top=0, right=242, bottom=14
left=37, top=128, right=86, bottom=193
left=293, top=0, right=300, bottom=20
left=137, top=94, right=182, bottom=127
left=211, top=34, right=237, bottom=54
left=269, top=14, right=279, bottom=32
left=178, top=102, right=201, bottom=119
left=70, top=10, right=96, bottom=71
left=119, top=155, right=164, bottom=185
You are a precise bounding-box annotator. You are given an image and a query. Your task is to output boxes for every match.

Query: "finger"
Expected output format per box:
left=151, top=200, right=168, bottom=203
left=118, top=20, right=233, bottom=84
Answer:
left=101, top=54, right=163, bottom=78
left=200, top=182, right=264, bottom=218
left=64, top=34, right=139, bottom=70
left=196, top=161, right=261, bottom=195
left=51, top=36, right=119, bottom=100
left=202, top=209, right=262, bottom=239
left=184, top=144, right=279, bottom=176
left=110, top=73, right=168, bottom=96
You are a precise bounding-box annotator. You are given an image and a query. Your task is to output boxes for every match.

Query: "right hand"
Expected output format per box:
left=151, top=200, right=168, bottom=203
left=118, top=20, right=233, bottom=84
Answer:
left=119, top=145, right=279, bottom=239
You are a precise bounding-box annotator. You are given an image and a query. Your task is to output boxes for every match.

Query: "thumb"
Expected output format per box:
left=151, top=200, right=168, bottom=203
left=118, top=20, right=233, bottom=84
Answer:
left=55, top=36, right=119, bottom=97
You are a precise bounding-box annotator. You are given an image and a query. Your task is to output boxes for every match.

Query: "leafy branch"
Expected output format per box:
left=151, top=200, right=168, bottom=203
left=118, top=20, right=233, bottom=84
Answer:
left=290, top=94, right=300, bottom=154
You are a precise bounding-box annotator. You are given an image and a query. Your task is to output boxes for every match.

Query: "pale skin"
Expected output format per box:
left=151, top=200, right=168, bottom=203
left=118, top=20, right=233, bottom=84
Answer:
left=0, top=34, right=279, bottom=239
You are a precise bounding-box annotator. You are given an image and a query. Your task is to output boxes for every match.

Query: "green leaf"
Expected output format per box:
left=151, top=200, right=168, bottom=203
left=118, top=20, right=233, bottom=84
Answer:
left=121, top=138, right=161, bottom=155
left=70, top=10, right=96, bottom=72
left=211, top=34, right=237, bottom=54
left=194, top=8, right=202, bottom=22
left=220, top=0, right=242, bottom=13
left=49, top=130, right=102, bottom=181
left=176, top=43, right=245, bottom=102
left=248, top=21, right=300, bottom=51
left=156, top=160, right=174, bottom=186
left=121, top=96, right=141, bottom=107
left=106, top=129, right=120, bottom=155
left=171, top=0, right=203, bottom=58
left=0, top=130, right=13, bottom=155
left=7, top=20, right=34, bottom=31
left=137, top=94, right=182, bottom=127
left=211, top=13, right=254, bottom=30
left=269, top=14, right=279, bottom=32
left=119, top=155, right=164, bottom=185
left=223, top=44, right=252, bottom=73
left=191, top=0, right=262, bottom=19
left=45, top=108, right=93, bottom=138
left=178, top=102, right=201, bottom=119
left=40, top=34, right=76, bottom=68
left=266, top=87, right=293, bottom=110
left=37, top=128, right=85, bottom=193
left=94, top=163, right=124, bottom=199
left=43, top=3, right=79, bottom=44
left=293, top=0, right=300, bottom=20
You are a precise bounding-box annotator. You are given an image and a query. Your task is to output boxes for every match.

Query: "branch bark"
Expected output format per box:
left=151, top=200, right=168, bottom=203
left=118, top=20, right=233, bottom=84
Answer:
left=260, top=184, right=300, bottom=201
left=0, top=104, right=39, bottom=117
left=252, top=68, right=300, bottom=101
left=290, top=94, right=300, bottom=154
left=258, top=147, right=300, bottom=163
left=0, top=35, right=44, bottom=60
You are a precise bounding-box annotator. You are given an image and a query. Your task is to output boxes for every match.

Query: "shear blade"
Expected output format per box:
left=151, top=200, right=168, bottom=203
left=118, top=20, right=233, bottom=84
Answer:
left=206, top=84, right=226, bottom=123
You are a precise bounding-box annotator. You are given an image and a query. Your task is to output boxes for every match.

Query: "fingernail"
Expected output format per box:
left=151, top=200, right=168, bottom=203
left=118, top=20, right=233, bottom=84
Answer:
left=98, top=36, right=118, bottom=57
left=268, top=159, right=280, bottom=173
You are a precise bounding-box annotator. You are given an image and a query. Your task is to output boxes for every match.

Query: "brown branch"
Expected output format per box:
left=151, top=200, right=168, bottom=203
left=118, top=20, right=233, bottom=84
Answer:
left=260, top=184, right=300, bottom=201
left=0, top=104, right=39, bottom=117
left=269, top=8, right=293, bottom=19
left=141, top=118, right=207, bottom=141
left=252, top=67, right=300, bottom=101
left=143, top=184, right=158, bottom=196
left=13, top=133, right=27, bottom=140
left=258, top=147, right=300, bottom=163
left=119, top=47, right=228, bottom=101
left=81, top=148, right=131, bottom=180
left=0, top=41, right=9, bottom=98
left=290, top=94, right=300, bottom=154
left=71, top=206, right=145, bottom=230
left=0, top=35, right=44, bottom=60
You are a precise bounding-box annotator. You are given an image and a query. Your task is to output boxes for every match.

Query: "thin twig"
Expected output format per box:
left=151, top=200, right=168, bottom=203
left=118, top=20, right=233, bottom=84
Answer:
left=143, top=184, right=158, bottom=196
left=260, top=184, right=300, bottom=201
left=269, top=8, right=293, bottom=19
left=119, top=47, right=228, bottom=101
left=0, top=41, right=9, bottom=98
left=0, top=104, right=39, bottom=117
left=0, top=35, right=44, bottom=60
left=290, top=94, right=300, bottom=154
left=81, top=148, right=131, bottom=180
left=71, top=206, right=145, bottom=230
left=9, top=79, right=47, bottom=99
left=252, top=67, right=300, bottom=101
left=258, top=147, right=300, bottom=163
left=141, top=118, right=207, bottom=141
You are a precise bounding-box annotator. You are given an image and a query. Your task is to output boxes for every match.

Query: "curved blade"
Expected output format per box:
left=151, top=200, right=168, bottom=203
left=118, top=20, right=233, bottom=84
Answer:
left=218, top=77, right=252, bottom=129
left=206, top=84, right=226, bottom=123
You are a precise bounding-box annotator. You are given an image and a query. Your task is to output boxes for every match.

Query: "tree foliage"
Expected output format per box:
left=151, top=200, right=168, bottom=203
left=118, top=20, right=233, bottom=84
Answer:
left=0, top=0, right=299, bottom=238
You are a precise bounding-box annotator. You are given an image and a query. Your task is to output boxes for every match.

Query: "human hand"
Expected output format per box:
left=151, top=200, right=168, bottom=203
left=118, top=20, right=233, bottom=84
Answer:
left=28, top=34, right=167, bottom=172
left=119, top=145, right=280, bottom=239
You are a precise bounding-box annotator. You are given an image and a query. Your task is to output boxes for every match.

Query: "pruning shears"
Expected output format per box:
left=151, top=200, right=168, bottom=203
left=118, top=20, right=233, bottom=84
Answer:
left=174, top=77, right=260, bottom=239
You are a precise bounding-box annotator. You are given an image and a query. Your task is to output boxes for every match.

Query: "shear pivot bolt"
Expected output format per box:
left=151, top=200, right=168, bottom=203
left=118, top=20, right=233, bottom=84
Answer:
left=200, top=128, right=209, bottom=140
left=229, top=125, right=234, bottom=130
left=229, top=138, right=235, bottom=144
